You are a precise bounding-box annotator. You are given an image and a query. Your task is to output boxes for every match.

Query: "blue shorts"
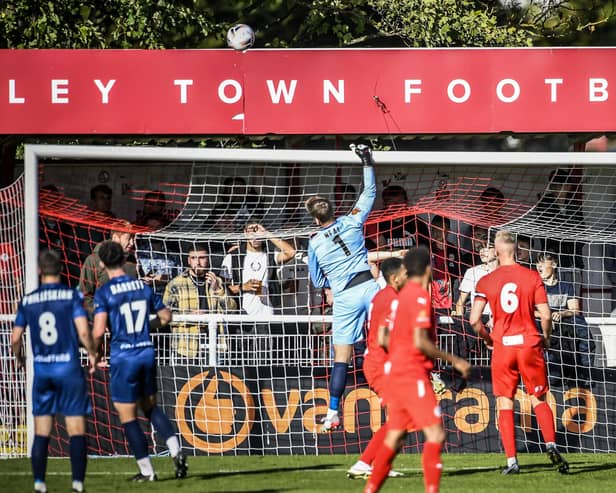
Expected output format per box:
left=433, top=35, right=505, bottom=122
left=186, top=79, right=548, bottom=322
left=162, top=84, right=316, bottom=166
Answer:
left=110, top=347, right=157, bottom=403
left=332, top=279, right=380, bottom=345
left=33, top=363, right=91, bottom=416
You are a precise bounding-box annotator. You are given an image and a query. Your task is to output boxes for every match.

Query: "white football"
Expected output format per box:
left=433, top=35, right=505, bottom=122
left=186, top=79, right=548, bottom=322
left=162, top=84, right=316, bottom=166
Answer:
left=226, top=24, right=255, bottom=51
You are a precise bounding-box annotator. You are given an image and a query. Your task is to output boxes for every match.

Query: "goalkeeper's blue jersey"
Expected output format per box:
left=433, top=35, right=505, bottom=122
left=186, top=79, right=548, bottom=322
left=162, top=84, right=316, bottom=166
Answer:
left=93, top=275, right=165, bottom=354
left=308, top=165, right=376, bottom=295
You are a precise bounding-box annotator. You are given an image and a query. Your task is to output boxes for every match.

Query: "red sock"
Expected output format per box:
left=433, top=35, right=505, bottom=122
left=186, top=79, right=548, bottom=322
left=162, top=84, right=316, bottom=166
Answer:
left=363, top=443, right=396, bottom=493
left=360, top=423, right=388, bottom=465
left=498, top=409, right=517, bottom=459
left=534, top=402, right=556, bottom=444
left=422, top=441, right=442, bottom=493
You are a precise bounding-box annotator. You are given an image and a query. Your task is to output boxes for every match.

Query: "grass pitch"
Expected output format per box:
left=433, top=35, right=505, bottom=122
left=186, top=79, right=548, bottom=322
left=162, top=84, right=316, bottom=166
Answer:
left=2, top=453, right=615, bottom=492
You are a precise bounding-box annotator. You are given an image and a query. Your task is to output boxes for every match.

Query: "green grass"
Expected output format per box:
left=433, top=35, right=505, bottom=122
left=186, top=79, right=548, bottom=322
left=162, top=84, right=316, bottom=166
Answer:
left=2, top=453, right=615, bottom=492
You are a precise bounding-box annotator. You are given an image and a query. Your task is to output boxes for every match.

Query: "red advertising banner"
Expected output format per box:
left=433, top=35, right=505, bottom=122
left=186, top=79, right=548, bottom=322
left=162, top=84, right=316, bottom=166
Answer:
left=2, top=48, right=616, bottom=135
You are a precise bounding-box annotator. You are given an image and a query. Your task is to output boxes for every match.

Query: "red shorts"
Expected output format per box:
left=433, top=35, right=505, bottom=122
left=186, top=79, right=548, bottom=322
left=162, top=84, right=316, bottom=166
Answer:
left=364, top=357, right=387, bottom=399
left=385, top=374, right=442, bottom=431
left=491, top=343, right=549, bottom=399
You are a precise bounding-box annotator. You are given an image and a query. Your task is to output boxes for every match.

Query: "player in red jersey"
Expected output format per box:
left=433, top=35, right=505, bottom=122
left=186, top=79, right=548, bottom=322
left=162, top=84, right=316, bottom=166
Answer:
left=364, top=247, right=471, bottom=493
left=470, top=230, right=569, bottom=475
left=347, top=257, right=407, bottom=480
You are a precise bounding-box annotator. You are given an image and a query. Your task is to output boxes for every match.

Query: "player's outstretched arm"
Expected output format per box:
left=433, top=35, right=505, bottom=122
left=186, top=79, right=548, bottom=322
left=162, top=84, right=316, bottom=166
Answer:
left=348, top=144, right=376, bottom=223
left=414, top=326, right=471, bottom=378
left=367, top=250, right=407, bottom=263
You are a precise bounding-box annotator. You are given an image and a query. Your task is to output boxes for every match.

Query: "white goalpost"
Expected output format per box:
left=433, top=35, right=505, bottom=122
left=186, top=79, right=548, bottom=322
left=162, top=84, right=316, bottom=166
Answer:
left=2, top=144, right=615, bottom=458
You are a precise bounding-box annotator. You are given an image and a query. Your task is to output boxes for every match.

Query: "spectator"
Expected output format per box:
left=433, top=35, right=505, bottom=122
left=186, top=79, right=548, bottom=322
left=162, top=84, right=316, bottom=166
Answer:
left=479, top=186, right=506, bottom=222
left=428, top=215, right=468, bottom=309
left=605, top=243, right=616, bottom=313
left=136, top=214, right=179, bottom=297
left=207, top=177, right=263, bottom=231
left=221, top=223, right=296, bottom=319
left=163, top=243, right=236, bottom=360
left=90, top=184, right=115, bottom=217
left=453, top=230, right=497, bottom=317
left=536, top=169, right=585, bottom=270
left=516, top=234, right=533, bottom=268
left=536, top=252, right=594, bottom=386
left=365, top=185, right=429, bottom=250
left=136, top=190, right=169, bottom=224
left=79, top=226, right=136, bottom=315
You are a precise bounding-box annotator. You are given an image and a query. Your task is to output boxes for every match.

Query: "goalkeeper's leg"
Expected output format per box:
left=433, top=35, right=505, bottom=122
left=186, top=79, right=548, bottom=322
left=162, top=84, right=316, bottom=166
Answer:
left=321, top=345, right=351, bottom=432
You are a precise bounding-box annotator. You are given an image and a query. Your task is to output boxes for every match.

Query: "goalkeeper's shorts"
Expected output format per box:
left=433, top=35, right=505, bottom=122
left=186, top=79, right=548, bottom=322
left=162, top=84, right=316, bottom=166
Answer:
left=332, top=279, right=379, bottom=345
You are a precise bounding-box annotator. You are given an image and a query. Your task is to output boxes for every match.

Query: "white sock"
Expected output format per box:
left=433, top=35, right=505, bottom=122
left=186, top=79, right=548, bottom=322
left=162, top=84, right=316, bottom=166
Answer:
left=507, top=457, right=518, bottom=467
left=71, top=481, right=84, bottom=493
left=546, top=442, right=556, bottom=449
left=166, top=435, right=181, bottom=458
left=326, top=408, right=338, bottom=420
left=34, top=481, right=47, bottom=493
left=137, top=457, right=155, bottom=476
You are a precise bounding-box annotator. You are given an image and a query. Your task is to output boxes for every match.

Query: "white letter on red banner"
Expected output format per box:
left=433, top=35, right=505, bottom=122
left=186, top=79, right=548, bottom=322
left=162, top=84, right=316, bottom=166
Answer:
left=266, top=80, right=297, bottom=104
left=447, top=79, right=471, bottom=103
left=404, top=80, right=422, bottom=103
left=174, top=79, right=193, bottom=104
left=218, top=80, right=242, bottom=104
left=94, top=79, right=116, bottom=104
left=323, top=80, right=344, bottom=104
left=589, top=78, right=608, bottom=102
left=51, top=80, right=69, bottom=104
left=9, top=80, right=25, bottom=104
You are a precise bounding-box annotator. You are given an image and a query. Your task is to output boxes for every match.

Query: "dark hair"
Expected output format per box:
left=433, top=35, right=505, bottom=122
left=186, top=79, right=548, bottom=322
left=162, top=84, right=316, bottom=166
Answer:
left=189, top=243, right=209, bottom=254
left=536, top=251, right=558, bottom=264
left=90, top=184, right=112, bottom=200
left=382, top=185, right=408, bottom=202
left=144, top=190, right=167, bottom=204
left=380, top=257, right=403, bottom=282
left=480, top=187, right=504, bottom=203
left=223, top=176, right=247, bottom=187
left=550, top=168, right=571, bottom=185
left=430, top=214, right=450, bottom=229
left=305, top=196, right=334, bottom=223
left=98, top=241, right=125, bottom=269
left=516, top=234, right=531, bottom=246
left=403, top=246, right=431, bottom=277
left=39, top=249, right=62, bottom=276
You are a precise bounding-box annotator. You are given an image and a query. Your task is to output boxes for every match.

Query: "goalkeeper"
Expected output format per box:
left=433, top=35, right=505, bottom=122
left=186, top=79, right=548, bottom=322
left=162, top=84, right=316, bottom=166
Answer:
left=306, top=144, right=380, bottom=432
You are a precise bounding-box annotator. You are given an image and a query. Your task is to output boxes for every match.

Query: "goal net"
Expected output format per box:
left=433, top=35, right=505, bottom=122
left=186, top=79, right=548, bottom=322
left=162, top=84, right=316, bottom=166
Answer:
left=3, top=145, right=616, bottom=458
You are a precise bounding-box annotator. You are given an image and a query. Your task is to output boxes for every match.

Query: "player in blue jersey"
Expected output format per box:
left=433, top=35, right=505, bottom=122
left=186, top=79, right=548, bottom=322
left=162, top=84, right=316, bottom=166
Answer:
left=11, top=250, right=98, bottom=493
left=306, top=144, right=380, bottom=432
left=92, top=241, right=187, bottom=481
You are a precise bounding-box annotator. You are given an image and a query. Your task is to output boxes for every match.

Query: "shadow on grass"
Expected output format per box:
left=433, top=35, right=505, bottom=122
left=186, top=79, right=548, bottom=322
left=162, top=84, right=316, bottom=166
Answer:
left=446, top=461, right=616, bottom=477
left=198, top=464, right=343, bottom=481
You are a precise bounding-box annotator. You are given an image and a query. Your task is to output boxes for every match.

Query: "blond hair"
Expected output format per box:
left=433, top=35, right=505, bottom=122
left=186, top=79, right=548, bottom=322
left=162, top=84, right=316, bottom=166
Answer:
left=495, top=230, right=515, bottom=245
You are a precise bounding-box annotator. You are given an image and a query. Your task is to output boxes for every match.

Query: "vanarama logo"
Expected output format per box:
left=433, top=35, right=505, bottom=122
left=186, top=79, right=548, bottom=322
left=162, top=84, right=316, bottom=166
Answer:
left=175, top=370, right=255, bottom=453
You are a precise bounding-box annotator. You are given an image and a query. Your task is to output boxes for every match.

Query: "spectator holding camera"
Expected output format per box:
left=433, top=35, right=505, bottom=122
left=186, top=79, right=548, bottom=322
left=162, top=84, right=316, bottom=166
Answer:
left=221, top=223, right=296, bottom=318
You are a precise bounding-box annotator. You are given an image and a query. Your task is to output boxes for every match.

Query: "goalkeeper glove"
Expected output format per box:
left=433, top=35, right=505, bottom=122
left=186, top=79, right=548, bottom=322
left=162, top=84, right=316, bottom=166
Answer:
left=350, top=143, right=374, bottom=166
